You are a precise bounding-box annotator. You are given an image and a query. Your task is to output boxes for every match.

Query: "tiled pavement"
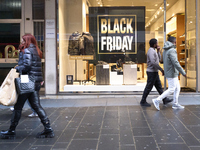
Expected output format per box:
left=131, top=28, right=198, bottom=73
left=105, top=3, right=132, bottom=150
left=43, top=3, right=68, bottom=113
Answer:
left=0, top=96, right=200, bottom=150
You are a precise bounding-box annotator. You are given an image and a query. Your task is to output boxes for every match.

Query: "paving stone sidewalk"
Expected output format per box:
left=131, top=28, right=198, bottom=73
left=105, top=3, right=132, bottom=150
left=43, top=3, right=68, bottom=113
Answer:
left=0, top=96, right=200, bottom=150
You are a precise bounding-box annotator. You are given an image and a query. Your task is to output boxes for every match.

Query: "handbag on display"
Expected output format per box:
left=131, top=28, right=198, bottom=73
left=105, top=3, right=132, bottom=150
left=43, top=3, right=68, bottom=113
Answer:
left=15, top=73, right=35, bottom=95
left=0, top=68, right=19, bottom=106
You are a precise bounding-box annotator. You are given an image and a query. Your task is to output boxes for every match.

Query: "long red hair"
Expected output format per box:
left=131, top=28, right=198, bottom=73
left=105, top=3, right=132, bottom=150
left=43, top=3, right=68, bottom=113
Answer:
left=19, top=34, right=43, bottom=58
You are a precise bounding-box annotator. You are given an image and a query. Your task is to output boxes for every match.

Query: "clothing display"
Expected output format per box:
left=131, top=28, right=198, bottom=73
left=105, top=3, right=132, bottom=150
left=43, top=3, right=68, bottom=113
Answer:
left=80, top=32, right=94, bottom=55
left=96, top=64, right=109, bottom=85
left=68, top=31, right=82, bottom=55
left=68, top=31, right=94, bottom=55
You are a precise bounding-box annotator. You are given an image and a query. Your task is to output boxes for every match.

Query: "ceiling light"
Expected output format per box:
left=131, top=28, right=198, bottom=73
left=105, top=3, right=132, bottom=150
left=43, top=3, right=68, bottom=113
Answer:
left=155, top=4, right=158, bottom=6
left=155, top=15, right=157, bottom=18
left=160, top=7, right=162, bottom=9
left=157, top=11, right=160, bottom=15
left=167, top=3, right=169, bottom=6
left=146, top=9, right=155, bottom=11
left=172, top=13, right=175, bottom=17
left=100, top=4, right=103, bottom=7
left=98, top=2, right=100, bottom=4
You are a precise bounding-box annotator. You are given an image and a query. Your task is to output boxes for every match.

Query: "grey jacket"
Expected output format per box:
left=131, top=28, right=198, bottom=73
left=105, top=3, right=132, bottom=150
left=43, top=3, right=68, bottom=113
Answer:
left=146, top=47, right=163, bottom=72
left=163, top=41, right=186, bottom=78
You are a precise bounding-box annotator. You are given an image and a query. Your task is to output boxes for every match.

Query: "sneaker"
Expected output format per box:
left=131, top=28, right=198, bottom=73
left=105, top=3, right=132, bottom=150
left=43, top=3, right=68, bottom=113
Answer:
left=140, top=102, right=151, bottom=107
left=172, top=104, right=185, bottom=109
left=10, top=107, right=14, bottom=112
left=28, top=112, right=38, bottom=118
left=152, top=99, right=160, bottom=110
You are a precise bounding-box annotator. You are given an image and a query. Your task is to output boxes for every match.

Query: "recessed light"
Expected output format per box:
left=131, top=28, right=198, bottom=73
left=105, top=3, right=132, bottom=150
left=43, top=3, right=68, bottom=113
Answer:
left=160, top=7, right=162, bottom=9
left=167, top=3, right=169, bottom=6
left=98, top=2, right=100, bottom=4
left=155, top=4, right=158, bottom=6
left=155, top=15, right=157, bottom=18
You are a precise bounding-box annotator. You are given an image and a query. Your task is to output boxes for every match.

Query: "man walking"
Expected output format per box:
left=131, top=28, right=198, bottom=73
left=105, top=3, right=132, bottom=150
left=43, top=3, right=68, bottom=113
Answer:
left=140, top=38, right=172, bottom=107
left=152, top=37, right=186, bottom=110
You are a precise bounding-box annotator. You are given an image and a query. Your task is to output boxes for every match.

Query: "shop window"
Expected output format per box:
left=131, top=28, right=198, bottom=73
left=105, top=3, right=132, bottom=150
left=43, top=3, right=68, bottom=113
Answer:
left=57, top=0, right=190, bottom=92
left=34, top=22, right=44, bottom=57
left=32, top=0, right=44, bottom=20
left=0, top=23, right=20, bottom=85
left=0, top=23, right=20, bottom=58
left=0, top=0, right=21, bottom=19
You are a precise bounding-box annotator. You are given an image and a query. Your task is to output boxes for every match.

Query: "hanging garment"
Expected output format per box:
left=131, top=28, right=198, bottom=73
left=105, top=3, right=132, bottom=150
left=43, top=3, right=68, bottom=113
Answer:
left=68, top=31, right=82, bottom=55
left=81, top=32, right=95, bottom=55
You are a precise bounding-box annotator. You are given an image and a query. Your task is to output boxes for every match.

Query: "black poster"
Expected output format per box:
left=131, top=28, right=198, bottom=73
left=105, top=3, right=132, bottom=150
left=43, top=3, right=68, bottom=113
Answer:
left=89, top=7, right=146, bottom=63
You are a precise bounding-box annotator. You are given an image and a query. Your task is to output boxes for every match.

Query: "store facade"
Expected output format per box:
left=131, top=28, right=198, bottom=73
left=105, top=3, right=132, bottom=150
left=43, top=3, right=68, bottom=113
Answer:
left=0, top=0, right=200, bottom=94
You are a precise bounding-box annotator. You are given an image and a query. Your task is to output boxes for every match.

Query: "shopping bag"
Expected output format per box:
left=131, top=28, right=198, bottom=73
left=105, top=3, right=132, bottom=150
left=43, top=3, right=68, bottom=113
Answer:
left=0, top=68, right=19, bottom=106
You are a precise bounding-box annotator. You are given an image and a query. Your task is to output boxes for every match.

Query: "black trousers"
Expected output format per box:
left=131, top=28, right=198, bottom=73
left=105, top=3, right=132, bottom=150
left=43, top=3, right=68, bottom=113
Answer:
left=14, top=84, right=48, bottom=123
left=141, top=72, right=163, bottom=103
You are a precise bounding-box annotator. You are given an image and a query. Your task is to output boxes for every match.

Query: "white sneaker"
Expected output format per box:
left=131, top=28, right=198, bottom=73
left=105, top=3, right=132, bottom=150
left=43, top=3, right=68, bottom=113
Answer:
left=10, top=107, right=14, bottom=111
left=152, top=99, right=160, bottom=111
left=172, top=104, right=185, bottom=109
left=28, top=112, right=38, bottom=118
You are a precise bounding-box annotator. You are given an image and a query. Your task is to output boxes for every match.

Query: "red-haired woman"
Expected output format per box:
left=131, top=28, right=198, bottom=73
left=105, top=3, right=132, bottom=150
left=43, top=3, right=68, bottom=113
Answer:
left=0, top=34, right=54, bottom=139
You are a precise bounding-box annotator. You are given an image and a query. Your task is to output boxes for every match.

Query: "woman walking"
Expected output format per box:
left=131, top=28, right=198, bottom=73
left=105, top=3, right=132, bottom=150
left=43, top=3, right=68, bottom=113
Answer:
left=0, top=34, right=54, bottom=139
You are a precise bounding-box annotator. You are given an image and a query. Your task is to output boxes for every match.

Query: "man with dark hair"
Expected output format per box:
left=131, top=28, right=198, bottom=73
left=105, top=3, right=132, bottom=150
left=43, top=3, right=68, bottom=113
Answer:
left=140, top=38, right=172, bottom=107
left=152, top=36, right=186, bottom=110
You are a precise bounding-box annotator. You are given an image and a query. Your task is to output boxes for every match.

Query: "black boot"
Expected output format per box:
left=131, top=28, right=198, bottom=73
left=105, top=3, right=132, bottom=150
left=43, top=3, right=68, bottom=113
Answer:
left=163, top=97, right=173, bottom=105
left=36, top=119, right=54, bottom=138
left=0, top=110, right=21, bottom=139
left=0, top=129, right=16, bottom=139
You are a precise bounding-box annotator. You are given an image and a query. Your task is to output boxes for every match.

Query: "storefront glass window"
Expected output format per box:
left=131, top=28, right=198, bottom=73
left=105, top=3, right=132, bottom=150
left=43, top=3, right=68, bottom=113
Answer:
left=0, top=23, right=20, bottom=84
left=32, top=0, right=45, bottom=20
left=57, top=0, right=195, bottom=93
left=0, top=23, right=20, bottom=59
left=185, top=0, right=196, bottom=91
left=0, top=0, right=21, bottom=19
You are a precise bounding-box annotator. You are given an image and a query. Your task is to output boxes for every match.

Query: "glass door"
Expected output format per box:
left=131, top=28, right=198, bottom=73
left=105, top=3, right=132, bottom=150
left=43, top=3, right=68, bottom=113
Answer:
left=186, top=0, right=196, bottom=91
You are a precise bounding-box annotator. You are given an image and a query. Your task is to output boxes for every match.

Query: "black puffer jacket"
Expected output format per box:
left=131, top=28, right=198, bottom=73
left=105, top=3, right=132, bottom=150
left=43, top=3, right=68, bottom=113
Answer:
left=15, top=43, right=43, bottom=83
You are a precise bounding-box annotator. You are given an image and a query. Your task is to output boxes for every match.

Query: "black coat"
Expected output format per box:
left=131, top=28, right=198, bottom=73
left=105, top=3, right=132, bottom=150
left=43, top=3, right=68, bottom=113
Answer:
left=16, top=43, right=43, bottom=83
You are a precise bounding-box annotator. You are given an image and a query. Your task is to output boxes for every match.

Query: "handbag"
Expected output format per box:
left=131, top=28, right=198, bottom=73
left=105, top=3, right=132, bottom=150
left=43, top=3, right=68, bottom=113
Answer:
left=0, top=69, right=19, bottom=106
left=15, top=74, right=35, bottom=95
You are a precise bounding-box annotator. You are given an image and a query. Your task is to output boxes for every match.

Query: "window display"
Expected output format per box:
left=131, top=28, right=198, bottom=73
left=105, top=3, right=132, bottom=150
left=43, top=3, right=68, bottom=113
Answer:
left=57, top=0, right=196, bottom=92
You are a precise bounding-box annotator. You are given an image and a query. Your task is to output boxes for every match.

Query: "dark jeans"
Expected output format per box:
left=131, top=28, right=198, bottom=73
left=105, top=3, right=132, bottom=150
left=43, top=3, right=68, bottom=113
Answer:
left=141, top=72, right=163, bottom=103
left=14, top=83, right=48, bottom=122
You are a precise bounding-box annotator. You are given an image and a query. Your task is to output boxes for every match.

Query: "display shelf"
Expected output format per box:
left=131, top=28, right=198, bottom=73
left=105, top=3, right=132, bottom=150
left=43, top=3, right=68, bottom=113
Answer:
left=180, top=60, right=185, bottom=63
left=179, top=35, right=185, bottom=38
left=180, top=44, right=185, bottom=46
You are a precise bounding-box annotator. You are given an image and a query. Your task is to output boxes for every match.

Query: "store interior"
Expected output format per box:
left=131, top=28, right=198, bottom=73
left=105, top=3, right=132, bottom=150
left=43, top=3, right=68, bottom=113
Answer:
left=58, top=0, right=196, bottom=92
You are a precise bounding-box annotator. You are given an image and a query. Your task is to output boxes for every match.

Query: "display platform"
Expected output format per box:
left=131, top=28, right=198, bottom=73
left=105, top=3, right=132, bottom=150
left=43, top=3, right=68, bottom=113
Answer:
left=64, top=82, right=156, bottom=92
